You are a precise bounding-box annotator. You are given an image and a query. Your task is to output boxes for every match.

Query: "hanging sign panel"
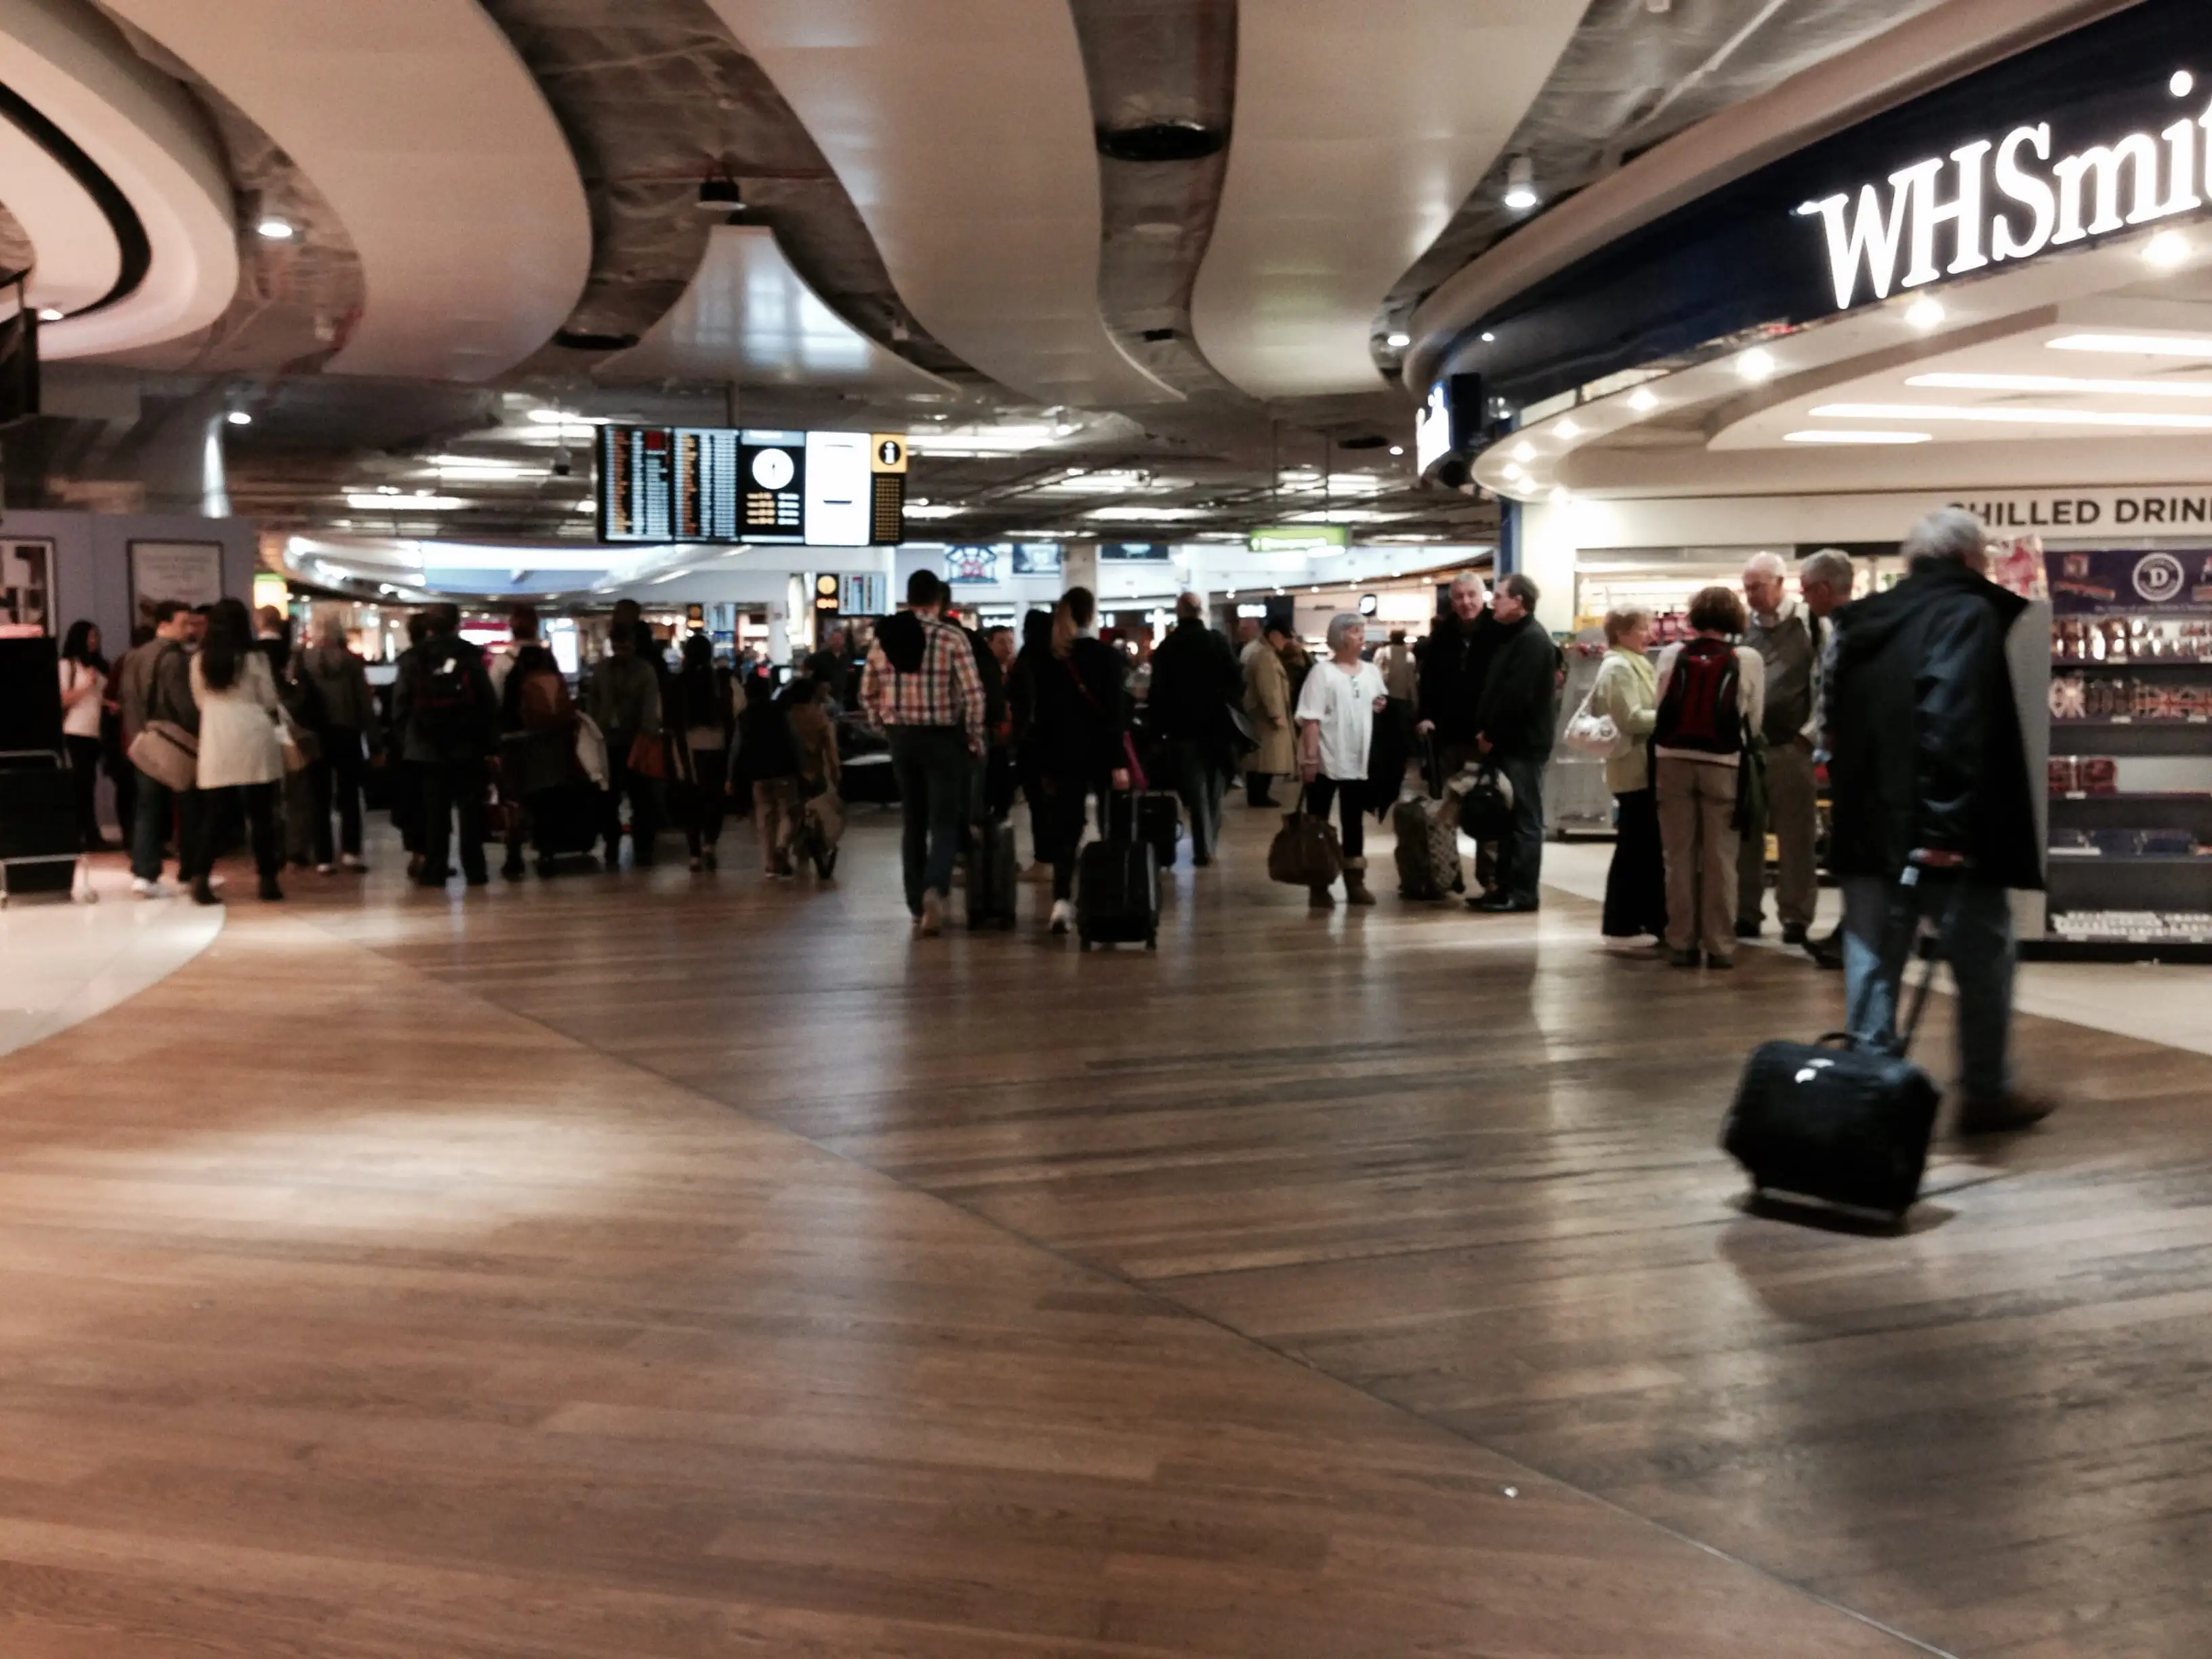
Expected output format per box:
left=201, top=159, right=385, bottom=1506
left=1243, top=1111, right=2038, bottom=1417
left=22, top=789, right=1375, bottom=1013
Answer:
left=599, top=426, right=903, bottom=547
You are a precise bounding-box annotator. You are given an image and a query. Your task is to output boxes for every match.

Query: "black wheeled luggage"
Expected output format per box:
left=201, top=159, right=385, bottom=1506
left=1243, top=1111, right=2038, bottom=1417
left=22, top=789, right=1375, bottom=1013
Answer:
left=967, top=816, right=1019, bottom=929
left=527, top=782, right=602, bottom=874
left=1105, top=787, right=1181, bottom=872
left=1721, top=881, right=1948, bottom=1221
left=1076, top=838, right=1159, bottom=949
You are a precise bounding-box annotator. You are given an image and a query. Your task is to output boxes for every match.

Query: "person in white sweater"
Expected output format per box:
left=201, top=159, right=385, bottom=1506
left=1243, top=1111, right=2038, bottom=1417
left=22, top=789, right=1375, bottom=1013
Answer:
left=1652, top=586, right=1765, bottom=968
left=188, top=598, right=288, bottom=905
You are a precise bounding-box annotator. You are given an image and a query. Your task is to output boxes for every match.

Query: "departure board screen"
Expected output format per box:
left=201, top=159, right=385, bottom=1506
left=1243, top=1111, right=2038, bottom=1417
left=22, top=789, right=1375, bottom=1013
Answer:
left=596, top=426, right=905, bottom=546
left=598, top=427, right=674, bottom=543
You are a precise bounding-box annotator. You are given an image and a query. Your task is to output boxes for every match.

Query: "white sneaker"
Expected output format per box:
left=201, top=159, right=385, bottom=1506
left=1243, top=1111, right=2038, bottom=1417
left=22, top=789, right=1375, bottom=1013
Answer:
left=206, top=872, right=226, bottom=891
left=130, top=876, right=176, bottom=899
left=1049, top=899, right=1073, bottom=935
left=315, top=863, right=336, bottom=876
left=340, top=854, right=367, bottom=871
left=1601, top=935, right=1656, bottom=955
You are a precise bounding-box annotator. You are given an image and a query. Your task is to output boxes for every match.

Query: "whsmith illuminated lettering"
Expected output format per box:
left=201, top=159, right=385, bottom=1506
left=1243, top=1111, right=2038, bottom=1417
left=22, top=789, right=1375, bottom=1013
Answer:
left=1810, top=81, right=2212, bottom=310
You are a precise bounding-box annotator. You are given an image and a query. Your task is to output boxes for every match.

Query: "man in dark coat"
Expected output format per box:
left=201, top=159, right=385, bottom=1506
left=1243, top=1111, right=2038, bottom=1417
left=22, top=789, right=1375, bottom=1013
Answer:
left=1145, top=593, right=1242, bottom=864
left=394, top=603, right=499, bottom=887
left=1827, top=508, right=2049, bottom=1134
left=1469, top=572, right=1559, bottom=914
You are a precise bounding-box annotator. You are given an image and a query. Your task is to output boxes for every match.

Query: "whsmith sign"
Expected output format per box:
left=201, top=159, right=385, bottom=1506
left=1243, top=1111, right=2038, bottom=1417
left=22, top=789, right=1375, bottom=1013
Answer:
left=1811, top=74, right=2212, bottom=311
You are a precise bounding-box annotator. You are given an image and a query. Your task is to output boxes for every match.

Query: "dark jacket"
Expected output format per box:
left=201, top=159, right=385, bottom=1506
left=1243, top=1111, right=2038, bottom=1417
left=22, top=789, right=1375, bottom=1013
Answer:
left=1030, top=638, right=1127, bottom=779
left=1473, top=614, right=1561, bottom=762
left=1416, top=607, right=1500, bottom=745
left=1145, top=617, right=1242, bottom=756
left=1827, top=560, right=2041, bottom=890
left=394, top=632, right=498, bottom=764
left=734, top=677, right=804, bottom=786
left=135, top=639, right=199, bottom=739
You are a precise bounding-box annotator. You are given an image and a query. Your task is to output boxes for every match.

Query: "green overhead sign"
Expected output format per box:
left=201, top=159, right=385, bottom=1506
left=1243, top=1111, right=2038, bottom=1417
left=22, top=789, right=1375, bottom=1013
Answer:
left=1248, top=525, right=1349, bottom=554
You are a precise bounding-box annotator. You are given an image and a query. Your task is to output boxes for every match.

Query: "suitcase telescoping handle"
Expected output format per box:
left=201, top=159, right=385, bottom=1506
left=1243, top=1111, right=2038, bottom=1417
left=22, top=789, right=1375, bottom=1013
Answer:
left=1892, top=865, right=1961, bottom=1059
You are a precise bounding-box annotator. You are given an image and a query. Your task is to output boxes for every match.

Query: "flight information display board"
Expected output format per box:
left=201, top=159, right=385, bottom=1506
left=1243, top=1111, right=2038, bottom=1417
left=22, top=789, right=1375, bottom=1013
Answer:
left=598, top=426, right=904, bottom=547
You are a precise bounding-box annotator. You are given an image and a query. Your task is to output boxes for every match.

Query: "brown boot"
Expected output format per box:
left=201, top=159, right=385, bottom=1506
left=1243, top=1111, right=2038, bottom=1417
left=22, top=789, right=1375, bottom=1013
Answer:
left=1309, top=883, right=1335, bottom=910
left=1343, top=857, right=1376, bottom=906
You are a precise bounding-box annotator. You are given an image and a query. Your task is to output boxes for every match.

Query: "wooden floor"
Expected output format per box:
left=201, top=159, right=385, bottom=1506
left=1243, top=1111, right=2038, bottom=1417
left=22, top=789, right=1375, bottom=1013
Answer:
left=6, top=802, right=2209, bottom=1656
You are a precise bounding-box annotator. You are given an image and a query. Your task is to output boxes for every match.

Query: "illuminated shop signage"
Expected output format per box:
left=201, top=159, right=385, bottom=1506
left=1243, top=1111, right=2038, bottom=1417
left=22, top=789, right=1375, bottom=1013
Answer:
left=1950, top=489, right=2212, bottom=529
left=1811, top=75, right=2212, bottom=310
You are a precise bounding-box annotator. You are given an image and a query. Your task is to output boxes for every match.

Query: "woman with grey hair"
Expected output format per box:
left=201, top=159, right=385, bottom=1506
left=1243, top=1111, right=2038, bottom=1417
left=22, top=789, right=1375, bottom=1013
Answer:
left=1294, top=613, right=1388, bottom=907
left=1589, top=604, right=1665, bottom=949
left=292, top=607, right=382, bottom=873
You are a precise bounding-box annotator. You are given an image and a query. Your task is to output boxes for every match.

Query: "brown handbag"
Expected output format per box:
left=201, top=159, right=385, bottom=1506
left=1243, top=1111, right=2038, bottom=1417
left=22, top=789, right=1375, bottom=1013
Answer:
left=626, top=731, right=668, bottom=780
left=1267, top=787, right=1343, bottom=888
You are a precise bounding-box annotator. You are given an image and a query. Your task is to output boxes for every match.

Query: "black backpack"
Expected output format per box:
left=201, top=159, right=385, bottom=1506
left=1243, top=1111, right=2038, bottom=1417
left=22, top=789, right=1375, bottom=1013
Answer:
left=410, top=640, right=480, bottom=745
left=1654, top=638, right=1744, bottom=756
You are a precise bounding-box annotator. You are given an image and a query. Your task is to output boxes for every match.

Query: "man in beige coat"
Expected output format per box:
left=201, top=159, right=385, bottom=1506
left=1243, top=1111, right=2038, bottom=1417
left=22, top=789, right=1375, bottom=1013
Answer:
left=1242, top=621, right=1296, bottom=807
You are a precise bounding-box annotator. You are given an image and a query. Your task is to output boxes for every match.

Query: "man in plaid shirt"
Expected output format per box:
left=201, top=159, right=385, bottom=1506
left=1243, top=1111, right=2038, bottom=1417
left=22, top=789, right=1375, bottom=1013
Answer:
left=863, top=569, right=987, bottom=935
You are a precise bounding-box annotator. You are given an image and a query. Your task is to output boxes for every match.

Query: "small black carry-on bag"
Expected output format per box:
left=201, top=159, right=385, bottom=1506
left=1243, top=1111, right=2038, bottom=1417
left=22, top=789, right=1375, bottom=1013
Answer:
left=967, top=817, right=1019, bottom=930
left=1722, top=876, right=1948, bottom=1223
left=1078, top=783, right=1162, bottom=951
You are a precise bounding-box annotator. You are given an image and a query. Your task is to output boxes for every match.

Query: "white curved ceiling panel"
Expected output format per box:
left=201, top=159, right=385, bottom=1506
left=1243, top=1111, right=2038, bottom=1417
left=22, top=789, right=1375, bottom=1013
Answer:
left=0, top=0, right=235, bottom=356
left=1191, top=0, right=1584, bottom=400
left=609, top=224, right=949, bottom=394
left=705, top=0, right=1179, bottom=410
left=100, top=0, right=590, bottom=382
left=0, top=111, right=119, bottom=312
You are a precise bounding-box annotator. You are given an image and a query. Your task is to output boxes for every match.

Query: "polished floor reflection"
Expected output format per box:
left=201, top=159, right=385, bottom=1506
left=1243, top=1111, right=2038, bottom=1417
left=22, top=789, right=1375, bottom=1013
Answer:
left=3, top=806, right=2206, bottom=1656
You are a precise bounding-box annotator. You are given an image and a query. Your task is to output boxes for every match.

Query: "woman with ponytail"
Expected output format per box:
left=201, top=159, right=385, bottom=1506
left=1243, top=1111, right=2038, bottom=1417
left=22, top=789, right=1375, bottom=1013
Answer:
left=1025, top=586, right=1130, bottom=935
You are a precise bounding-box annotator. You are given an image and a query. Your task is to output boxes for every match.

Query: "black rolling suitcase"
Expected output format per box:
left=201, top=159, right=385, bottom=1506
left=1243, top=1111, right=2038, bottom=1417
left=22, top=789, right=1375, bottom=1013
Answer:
left=527, top=782, right=602, bottom=874
left=967, top=816, right=1019, bottom=929
left=1105, top=787, right=1181, bottom=874
left=1722, top=880, right=1948, bottom=1222
left=1078, top=787, right=1160, bottom=951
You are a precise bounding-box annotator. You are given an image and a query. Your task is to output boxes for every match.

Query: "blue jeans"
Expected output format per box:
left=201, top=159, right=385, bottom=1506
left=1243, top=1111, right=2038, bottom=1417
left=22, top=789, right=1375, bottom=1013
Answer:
left=130, top=769, right=201, bottom=882
left=888, top=726, right=972, bottom=914
left=1493, top=753, right=1546, bottom=907
left=1841, top=874, right=2015, bottom=1104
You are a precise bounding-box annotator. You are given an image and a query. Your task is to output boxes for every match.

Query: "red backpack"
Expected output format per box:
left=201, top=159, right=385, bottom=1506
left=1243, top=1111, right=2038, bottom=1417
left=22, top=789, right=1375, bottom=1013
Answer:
left=1654, top=637, right=1744, bottom=755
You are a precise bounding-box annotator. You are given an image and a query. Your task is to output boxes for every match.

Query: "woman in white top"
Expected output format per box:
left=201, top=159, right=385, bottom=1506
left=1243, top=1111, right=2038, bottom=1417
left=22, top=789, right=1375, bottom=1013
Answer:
left=1652, top=585, right=1766, bottom=968
left=1294, top=613, right=1389, bottom=907
left=188, top=598, right=288, bottom=905
left=57, top=619, right=112, bottom=848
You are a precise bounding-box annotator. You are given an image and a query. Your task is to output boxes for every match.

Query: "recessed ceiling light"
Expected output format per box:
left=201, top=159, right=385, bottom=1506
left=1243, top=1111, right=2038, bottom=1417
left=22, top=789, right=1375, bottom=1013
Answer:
left=1907, top=370, right=2212, bottom=398
left=1737, top=348, right=1778, bottom=382
left=1627, top=387, right=1659, bottom=411
left=1549, top=485, right=1572, bottom=504
left=1555, top=417, right=1581, bottom=438
left=225, top=411, right=252, bottom=426
left=1501, top=462, right=1525, bottom=480
left=1811, top=401, right=2212, bottom=430
left=1783, top=429, right=1933, bottom=445
left=2173, top=70, right=2196, bottom=98
left=1479, top=330, right=1496, bottom=342
left=1512, top=441, right=1536, bottom=462
left=2047, top=332, right=2212, bottom=357
left=2146, top=229, right=2193, bottom=268
left=256, top=218, right=295, bottom=241
left=1385, top=331, right=1410, bottom=349
left=1905, top=296, right=1946, bottom=330
left=35, top=307, right=62, bottom=322
left=1388, top=445, right=1405, bottom=456
left=695, top=176, right=742, bottom=213
left=1502, top=154, right=1538, bottom=211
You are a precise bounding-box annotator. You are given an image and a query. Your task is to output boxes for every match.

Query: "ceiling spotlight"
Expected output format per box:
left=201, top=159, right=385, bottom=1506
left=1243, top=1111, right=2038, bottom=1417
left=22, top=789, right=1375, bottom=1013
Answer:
left=225, top=410, right=252, bottom=426
left=1502, top=154, right=1538, bottom=211
left=1501, top=462, right=1525, bottom=481
left=1549, top=485, right=1573, bottom=504
left=1385, top=331, right=1410, bottom=349
left=1389, top=445, right=1405, bottom=456
left=1555, top=417, right=1581, bottom=438
left=2146, top=228, right=2192, bottom=268
left=696, top=176, right=743, bottom=213
left=256, top=217, right=295, bottom=241
left=1512, top=441, right=1536, bottom=462
left=1480, top=330, right=1496, bottom=342
left=2173, top=70, right=2196, bottom=98
left=1737, top=347, right=1778, bottom=382
left=1905, top=295, right=1946, bottom=330
left=35, top=307, right=62, bottom=323
left=1627, top=386, right=1659, bottom=411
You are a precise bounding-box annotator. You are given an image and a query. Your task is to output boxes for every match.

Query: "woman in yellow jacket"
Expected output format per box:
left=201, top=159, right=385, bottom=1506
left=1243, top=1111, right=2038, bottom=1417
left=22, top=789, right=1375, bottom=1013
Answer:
left=1588, top=607, right=1664, bottom=950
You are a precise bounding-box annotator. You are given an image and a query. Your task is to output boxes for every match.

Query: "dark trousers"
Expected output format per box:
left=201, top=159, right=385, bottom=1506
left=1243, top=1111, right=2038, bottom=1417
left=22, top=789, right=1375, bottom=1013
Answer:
left=130, top=769, right=201, bottom=882
left=64, top=735, right=104, bottom=845
left=111, top=760, right=137, bottom=855
left=1305, top=776, right=1367, bottom=861
left=1492, top=753, right=1546, bottom=908
left=419, top=758, right=489, bottom=883
left=1244, top=769, right=1278, bottom=806
left=603, top=732, right=661, bottom=866
left=1038, top=770, right=1109, bottom=901
left=684, top=747, right=729, bottom=858
left=1602, top=787, right=1667, bottom=939
left=1166, top=739, right=1227, bottom=862
left=307, top=729, right=367, bottom=864
left=190, top=781, right=281, bottom=880
left=888, top=725, right=971, bottom=912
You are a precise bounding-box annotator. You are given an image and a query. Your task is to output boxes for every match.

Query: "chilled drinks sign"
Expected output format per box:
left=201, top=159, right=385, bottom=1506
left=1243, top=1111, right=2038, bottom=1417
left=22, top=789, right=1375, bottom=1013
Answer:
left=1809, top=75, right=2212, bottom=310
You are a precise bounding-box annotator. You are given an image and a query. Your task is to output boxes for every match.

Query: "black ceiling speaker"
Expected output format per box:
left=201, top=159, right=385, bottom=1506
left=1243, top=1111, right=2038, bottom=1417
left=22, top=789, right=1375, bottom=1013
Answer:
left=1096, top=121, right=1227, bottom=163
left=1337, top=434, right=1387, bottom=451
left=553, top=329, right=640, bottom=352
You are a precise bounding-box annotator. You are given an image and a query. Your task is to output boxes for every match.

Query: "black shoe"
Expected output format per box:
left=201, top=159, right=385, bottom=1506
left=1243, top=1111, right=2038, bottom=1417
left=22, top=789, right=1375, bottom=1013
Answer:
left=501, top=860, right=526, bottom=882
left=1668, top=947, right=1700, bottom=968
left=258, top=874, right=284, bottom=902
left=1473, top=895, right=1537, bottom=914
left=464, top=872, right=489, bottom=887
left=1807, top=933, right=1846, bottom=970
left=1735, top=920, right=1763, bottom=940
left=1248, top=796, right=1278, bottom=809
left=192, top=877, right=221, bottom=907
left=1781, top=923, right=1809, bottom=945
left=1957, top=1092, right=2057, bottom=1135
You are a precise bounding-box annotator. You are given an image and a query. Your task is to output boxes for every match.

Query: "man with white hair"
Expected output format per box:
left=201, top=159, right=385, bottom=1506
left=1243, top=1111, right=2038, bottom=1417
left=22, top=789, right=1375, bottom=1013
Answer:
left=1826, top=508, right=2051, bottom=1135
left=1416, top=570, right=1503, bottom=895
left=1796, top=548, right=1858, bottom=968
left=1738, top=550, right=1823, bottom=947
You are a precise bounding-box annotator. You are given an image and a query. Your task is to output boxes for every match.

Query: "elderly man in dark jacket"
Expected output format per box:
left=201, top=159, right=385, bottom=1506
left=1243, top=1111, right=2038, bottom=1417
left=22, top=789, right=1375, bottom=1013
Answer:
left=1417, top=571, right=1503, bottom=893
left=1146, top=593, right=1242, bottom=864
left=1469, top=572, right=1559, bottom=914
left=1828, top=508, right=2049, bottom=1134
